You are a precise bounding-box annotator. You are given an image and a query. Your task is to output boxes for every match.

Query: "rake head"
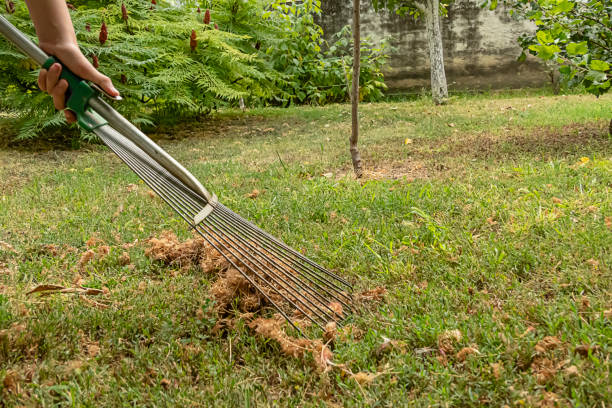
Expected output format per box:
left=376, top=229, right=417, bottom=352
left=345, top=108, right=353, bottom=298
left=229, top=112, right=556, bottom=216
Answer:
left=99, top=126, right=353, bottom=334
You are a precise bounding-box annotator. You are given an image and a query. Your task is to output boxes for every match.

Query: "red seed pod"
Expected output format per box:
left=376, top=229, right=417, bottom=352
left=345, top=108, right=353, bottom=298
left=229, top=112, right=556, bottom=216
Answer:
left=151, top=0, right=156, bottom=9
left=121, top=3, right=128, bottom=21
left=197, top=7, right=201, bottom=13
left=255, top=41, right=261, bottom=50
left=92, top=55, right=99, bottom=68
left=67, top=3, right=76, bottom=10
left=121, top=74, right=127, bottom=84
left=85, top=23, right=91, bottom=32
left=6, top=1, right=15, bottom=14
left=190, top=30, right=197, bottom=52
left=214, top=23, right=219, bottom=30
left=99, top=22, right=108, bottom=45
left=203, top=9, right=210, bottom=25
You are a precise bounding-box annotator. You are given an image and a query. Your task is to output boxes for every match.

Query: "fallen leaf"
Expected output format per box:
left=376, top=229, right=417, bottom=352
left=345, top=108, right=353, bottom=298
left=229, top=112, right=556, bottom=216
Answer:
left=160, top=378, right=171, bottom=389
left=118, top=252, right=131, bottom=266
left=78, top=250, right=95, bottom=269
left=146, top=190, right=156, bottom=199
left=456, top=346, right=480, bottom=362
left=447, top=123, right=455, bottom=127
left=0, top=241, right=16, bottom=252
left=126, top=183, right=138, bottom=192
left=323, top=322, right=337, bottom=343
left=246, top=189, right=260, bottom=199
left=328, top=302, right=343, bottom=317
left=138, top=281, right=147, bottom=292
left=490, top=362, right=503, bottom=379
left=531, top=357, right=556, bottom=384
left=574, top=344, right=600, bottom=357
left=27, top=284, right=65, bottom=295
left=85, top=236, right=103, bottom=248
left=87, top=343, right=100, bottom=357
left=585, top=259, right=599, bottom=269
left=351, top=372, right=377, bottom=386
left=404, top=138, right=413, bottom=145
left=551, top=197, right=562, bottom=204
left=605, top=217, right=611, bottom=229
left=356, top=287, right=387, bottom=302
left=520, top=326, right=536, bottom=337
left=564, top=365, right=578, bottom=377
left=2, top=370, right=19, bottom=393
left=112, top=203, right=124, bottom=220
left=437, top=329, right=462, bottom=353
left=535, top=336, right=562, bottom=353
left=322, top=172, right=333, bottom=178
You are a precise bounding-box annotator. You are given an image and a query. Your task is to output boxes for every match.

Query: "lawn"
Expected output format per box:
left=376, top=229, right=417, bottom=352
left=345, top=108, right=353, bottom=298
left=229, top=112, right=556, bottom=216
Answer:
left=0, top=91, right=610, bottom=407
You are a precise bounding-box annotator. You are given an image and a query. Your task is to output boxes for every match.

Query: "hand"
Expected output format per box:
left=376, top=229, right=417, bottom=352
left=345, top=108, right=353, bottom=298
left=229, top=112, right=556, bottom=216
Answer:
left=37, top=43, right=120, bottom=123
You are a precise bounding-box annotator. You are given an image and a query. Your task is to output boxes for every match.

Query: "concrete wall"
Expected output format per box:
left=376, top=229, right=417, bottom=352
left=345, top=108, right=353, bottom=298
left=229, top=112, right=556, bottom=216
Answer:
left=318, top=0, right=548, bottom=91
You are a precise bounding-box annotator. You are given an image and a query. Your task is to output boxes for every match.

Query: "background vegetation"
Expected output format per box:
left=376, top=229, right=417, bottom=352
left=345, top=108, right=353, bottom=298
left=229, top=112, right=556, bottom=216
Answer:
left=0, top=0, right=389, bottom=139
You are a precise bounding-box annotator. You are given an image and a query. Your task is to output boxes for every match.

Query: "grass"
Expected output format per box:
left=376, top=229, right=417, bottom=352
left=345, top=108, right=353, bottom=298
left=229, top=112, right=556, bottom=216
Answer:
left=0, top=90, right=610, bottom=406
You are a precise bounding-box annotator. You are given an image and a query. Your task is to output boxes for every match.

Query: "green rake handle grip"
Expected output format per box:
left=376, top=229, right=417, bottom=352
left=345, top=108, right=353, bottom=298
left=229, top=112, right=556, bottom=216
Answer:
left=41, top=56, right=107, bottom=132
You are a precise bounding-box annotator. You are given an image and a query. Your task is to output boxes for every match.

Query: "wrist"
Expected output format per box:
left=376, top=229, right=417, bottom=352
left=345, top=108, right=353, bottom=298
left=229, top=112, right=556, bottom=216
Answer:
left=39, top=40, right=79, bottom=57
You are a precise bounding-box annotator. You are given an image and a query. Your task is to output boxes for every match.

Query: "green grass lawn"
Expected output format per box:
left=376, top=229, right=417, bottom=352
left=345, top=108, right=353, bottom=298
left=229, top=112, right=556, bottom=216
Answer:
left=0, top=91, right=610, bottom=406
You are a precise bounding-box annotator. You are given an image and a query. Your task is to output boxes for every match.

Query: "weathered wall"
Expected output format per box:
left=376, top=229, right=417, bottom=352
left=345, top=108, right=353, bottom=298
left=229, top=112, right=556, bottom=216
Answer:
left=318, top=0, right=548, bottom=91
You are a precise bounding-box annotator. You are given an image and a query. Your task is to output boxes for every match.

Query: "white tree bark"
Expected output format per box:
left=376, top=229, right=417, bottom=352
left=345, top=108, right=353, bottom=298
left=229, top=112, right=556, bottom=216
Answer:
left=418, top=0, right=448, bottom=104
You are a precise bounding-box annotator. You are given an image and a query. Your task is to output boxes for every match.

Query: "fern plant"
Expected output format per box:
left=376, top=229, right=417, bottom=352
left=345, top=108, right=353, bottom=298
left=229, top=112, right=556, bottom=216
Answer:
left=0, top=0, right=280, bottom=139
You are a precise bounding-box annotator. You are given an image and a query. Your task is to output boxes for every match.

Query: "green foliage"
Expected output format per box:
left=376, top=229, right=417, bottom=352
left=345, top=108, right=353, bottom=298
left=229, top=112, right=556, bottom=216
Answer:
left=489, top=0, right=611, bottom=97
left=371, top=0, right=454, bottom=18
left=0, top=0, right=390, bottom=140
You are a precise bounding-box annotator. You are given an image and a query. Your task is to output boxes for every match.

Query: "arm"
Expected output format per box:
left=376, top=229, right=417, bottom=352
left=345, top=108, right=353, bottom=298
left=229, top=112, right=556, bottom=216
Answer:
left=24, top=0, right=119, bottom=123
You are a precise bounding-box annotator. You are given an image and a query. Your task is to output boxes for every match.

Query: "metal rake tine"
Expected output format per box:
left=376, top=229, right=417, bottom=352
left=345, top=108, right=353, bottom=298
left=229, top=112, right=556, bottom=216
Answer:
left=210, top=208, right=353, bottom=309
left=204, top=214, right=346, bottom=323
left=216, top=204, right=353, bottom=288
left=207, top=212, right=351, bottom=318
left=198, top=221, right=338, bottom=327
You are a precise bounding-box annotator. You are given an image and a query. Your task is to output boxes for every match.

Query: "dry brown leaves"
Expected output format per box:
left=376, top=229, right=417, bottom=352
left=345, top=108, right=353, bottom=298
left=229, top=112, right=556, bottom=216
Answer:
left=437, top=329, right=462, bottom=354
left=0, top=240, right=16, bottom=253
left=145, top=231, right=213, bottom=269
left=77, top=250, right=95, bottom=270
left=248, top=316, right=333, bottom=372
left=210, top=268, right=265, bottom=313
left=531, top=357, right=557, bottom=384
left=574, top=344, right=601, bottom=357
left=355, top=287, right=387, bottom=302
left=535, top=336, right=562, bottom=353
left=246, top=189, right=260, bottom=199
left=2, top=370, right=19, bottom=394
left=456, top=346, right=480, bottom=362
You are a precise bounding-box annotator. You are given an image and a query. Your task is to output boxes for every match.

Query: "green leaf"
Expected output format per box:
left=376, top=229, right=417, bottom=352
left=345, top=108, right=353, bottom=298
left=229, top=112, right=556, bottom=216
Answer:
left=529, top=44, right=560, bottom=60
left=551, top=0, right=574, bottom=14
left=489, top=0, right=498, bottom=10
left=559, top=65, right=571, bottom=75
left=590, top=60, right=610, bottom=72
left=536, top=30, right=554, bottom=45
left=517, top=51, right=527, bottom=63
left=566, top=42, right=588, bottom=55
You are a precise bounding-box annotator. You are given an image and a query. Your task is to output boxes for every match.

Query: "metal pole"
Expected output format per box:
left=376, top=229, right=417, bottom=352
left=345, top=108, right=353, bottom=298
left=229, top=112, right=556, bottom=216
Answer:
left=0, top=14, right=48, bottom=65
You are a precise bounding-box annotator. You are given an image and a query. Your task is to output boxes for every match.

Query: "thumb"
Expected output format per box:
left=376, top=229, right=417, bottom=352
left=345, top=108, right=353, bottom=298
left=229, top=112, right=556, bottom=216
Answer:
left=68, top=53, right=120, bottom=97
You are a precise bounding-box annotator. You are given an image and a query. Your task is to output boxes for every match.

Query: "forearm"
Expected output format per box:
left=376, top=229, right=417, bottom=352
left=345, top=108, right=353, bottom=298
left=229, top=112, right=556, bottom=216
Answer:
left=24, top=0, right=77, bottom=54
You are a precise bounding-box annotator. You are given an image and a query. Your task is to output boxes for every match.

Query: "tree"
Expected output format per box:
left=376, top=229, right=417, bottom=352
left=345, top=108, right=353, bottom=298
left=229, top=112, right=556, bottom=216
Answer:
left=372, top=0, right=452, bottom=104
left=351, top=0, right=363, bottom=177
left=490, top=0, right=610, bottom=132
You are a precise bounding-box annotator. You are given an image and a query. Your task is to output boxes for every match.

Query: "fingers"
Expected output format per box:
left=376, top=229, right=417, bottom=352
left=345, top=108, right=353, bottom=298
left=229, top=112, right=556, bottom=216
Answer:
left=38, top=68, right=47, bottom=92
left=50, top=78, right=68, bottom=111
left=37, top=63, right=76, bottom=123
left=46, top=63, right=62, bottom=95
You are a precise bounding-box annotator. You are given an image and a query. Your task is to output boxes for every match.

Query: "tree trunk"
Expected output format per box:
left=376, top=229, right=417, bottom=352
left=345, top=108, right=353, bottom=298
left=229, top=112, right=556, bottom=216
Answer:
left=424, top=0, right=448, bottom=105
left=350, top=0, right=363, bottom=178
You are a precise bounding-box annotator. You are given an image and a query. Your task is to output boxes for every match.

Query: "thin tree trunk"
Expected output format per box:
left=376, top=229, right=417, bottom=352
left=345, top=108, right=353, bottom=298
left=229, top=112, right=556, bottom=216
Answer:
left=350, top=0, right=363, bottom=178
left=424, top=0, right=448, bottom=104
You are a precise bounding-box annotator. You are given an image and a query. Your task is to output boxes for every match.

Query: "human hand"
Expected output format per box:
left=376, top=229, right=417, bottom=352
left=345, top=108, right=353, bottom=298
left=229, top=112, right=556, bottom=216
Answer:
left=37, top=43, right=120, bottom=123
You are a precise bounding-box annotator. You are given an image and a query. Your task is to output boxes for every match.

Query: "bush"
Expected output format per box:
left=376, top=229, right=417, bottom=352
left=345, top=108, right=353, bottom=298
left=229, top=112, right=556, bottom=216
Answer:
left=0, top=0, right=390, bottom=140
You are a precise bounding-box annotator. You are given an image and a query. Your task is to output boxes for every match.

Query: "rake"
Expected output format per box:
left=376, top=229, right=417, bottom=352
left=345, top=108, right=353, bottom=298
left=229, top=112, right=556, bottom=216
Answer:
left=0, top=16, right=352, bottom=334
